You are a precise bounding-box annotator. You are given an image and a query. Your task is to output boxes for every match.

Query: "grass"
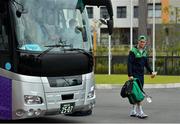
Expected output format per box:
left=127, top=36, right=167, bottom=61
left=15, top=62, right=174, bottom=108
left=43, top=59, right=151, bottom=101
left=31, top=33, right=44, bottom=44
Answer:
left=95, top=74, right=180, bottom=84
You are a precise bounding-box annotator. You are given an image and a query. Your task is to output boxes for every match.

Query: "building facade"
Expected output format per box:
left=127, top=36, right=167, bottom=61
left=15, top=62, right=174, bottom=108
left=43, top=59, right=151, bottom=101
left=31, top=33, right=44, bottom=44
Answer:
left=87, top=0, right=180, bottom=51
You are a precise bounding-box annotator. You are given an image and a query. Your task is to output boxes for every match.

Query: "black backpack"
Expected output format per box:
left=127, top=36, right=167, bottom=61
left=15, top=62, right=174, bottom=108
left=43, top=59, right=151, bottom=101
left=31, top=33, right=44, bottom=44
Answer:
left=120, top=78, right=147, bottom=98
left=120, top=79, right=134, bottom=98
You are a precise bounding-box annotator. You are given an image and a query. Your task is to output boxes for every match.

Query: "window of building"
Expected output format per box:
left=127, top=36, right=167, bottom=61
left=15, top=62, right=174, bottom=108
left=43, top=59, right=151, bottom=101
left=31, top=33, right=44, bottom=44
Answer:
left=100, top=7, right=109, bottom=19
left=100, top=28, right=109, bottom=46
left=117, top=6, right=126, bottom=18
left=86, top=7, right=93, bottom=19
left=148, top=3, right=161, bottom=18
left=134, top=6, right=138, bottom=18
left=100, top=28, right=130, bottom=46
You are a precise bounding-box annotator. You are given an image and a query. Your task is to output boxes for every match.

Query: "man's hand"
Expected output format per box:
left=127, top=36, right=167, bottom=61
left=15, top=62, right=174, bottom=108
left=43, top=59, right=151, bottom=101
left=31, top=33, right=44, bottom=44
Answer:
left=128, top=76, right=134, bottom=80
left=151, top=72, right=157, bottom=78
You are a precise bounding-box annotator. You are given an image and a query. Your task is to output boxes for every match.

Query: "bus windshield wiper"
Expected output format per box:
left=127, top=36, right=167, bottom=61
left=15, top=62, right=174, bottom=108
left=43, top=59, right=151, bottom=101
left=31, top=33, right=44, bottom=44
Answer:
left=37, top=44, right=71, bottom=57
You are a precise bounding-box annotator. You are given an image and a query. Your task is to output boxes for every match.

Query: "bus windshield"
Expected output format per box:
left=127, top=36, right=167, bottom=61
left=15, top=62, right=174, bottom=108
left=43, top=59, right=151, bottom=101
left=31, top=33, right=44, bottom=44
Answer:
left=12, top=0, right=92, bottom=52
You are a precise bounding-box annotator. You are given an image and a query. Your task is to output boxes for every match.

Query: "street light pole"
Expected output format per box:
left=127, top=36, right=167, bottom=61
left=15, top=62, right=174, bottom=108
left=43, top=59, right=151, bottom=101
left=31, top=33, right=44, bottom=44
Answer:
left=130, top=0, right=133, bottom=49
left=152, top=0, right=156, bottom=72
left=108, top=35, right=111, bottom=75
left=97, top=18, right=112, bottom=75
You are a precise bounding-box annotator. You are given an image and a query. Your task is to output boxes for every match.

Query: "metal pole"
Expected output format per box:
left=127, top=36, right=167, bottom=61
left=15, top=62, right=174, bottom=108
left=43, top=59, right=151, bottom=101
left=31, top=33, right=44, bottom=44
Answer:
left=130, top=0, right=133, bottom=49
left=152, top=0, right=156, bottom=72
left=108, top=35, right=111, bottom=75
left=93, top=20, right=97, bottom=56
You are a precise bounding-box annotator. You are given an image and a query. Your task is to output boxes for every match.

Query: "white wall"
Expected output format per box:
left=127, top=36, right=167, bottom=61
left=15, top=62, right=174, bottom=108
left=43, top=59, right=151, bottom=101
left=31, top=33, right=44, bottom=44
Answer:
left=88, top=0, right=170, bottom=28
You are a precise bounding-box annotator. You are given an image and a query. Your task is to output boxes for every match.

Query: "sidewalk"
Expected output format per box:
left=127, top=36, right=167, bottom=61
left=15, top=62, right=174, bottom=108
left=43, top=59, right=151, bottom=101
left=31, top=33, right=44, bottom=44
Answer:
left=96, top=83, right=180, bottom=89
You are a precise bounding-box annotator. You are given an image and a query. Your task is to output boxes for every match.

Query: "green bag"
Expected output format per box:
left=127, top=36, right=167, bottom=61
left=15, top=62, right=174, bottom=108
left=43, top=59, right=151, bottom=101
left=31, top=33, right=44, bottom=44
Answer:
left=127, top=79, right=145, bottom=104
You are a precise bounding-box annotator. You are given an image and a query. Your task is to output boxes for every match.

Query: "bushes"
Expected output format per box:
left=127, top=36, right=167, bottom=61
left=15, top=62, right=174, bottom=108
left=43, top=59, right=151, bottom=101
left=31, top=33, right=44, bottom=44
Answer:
left=95, top=63, right=108, bottom=74
left=113, top=64, right=127, bottom=74
left=94, top=56, right=180, bottom=75
left=95, top=45, right=129, bottom=56
left=95, top=63, right=127, bottom=74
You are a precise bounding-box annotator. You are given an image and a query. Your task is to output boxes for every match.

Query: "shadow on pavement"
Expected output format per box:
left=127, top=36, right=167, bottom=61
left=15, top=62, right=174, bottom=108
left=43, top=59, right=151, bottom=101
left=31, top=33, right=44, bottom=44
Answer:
left=0, top=116, right=81, bottom=123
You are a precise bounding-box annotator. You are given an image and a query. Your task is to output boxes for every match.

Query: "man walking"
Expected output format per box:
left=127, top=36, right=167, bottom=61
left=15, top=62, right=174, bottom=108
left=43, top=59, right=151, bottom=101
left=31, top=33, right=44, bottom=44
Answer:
left=127, top=35, right=156, bottom=119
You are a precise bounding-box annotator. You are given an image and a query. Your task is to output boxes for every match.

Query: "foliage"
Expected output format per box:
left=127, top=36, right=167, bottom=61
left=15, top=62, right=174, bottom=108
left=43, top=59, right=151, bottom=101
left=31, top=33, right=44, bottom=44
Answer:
left=96, top=45, right=129, bottom=56
left=95, top=63, right=108, bottom=74
left=95, top=55, right=180, bottom=75
left=113, top=64, right=127, bottom=74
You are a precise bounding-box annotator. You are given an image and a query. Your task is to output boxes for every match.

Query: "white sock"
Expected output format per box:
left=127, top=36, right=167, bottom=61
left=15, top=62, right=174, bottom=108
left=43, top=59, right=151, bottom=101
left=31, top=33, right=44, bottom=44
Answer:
left=138, top=105, right=144, bottom=114
left=132, top=105, right=137, bottom=112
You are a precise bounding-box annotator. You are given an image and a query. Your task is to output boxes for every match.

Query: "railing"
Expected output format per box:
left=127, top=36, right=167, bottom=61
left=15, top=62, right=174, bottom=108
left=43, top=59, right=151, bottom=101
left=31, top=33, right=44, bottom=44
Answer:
left=94, top=55, right=180, bottom=75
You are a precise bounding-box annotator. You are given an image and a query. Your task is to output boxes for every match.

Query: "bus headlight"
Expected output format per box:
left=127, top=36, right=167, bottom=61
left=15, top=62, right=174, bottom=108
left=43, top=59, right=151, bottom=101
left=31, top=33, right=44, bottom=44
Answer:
left=88, top=86, right=95, bottom=98
left=34, top=109, right=42, bottom=116
left=24, top=95, right=43, bottom=104
left=16, top=109, right=25, bottom=117
left=27, top=109, right=34, bottom=116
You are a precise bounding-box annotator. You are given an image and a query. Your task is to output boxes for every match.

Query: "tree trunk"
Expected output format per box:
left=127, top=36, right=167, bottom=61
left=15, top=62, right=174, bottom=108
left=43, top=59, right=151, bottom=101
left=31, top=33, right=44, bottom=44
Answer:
left=138, top=0, right=148, bottom=36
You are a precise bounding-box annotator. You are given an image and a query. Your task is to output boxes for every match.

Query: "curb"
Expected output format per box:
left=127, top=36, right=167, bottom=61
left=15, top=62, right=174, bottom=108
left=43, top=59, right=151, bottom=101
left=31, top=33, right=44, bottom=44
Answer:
left=96, top=83, right=180, bottom=89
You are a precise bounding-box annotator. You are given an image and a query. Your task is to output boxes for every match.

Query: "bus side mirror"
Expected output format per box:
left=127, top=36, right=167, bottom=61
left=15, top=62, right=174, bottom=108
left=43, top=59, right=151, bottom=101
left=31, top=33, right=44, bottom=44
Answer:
left=107, top=19, right=113, bottom=35
left=83, top=0, right=113, bottom=19
left=83, top=0, right=114, bottom=35
left=99, top=18, right=113, bottom=35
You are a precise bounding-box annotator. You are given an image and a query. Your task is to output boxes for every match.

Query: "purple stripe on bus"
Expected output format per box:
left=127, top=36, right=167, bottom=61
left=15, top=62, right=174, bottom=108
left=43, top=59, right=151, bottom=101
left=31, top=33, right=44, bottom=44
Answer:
left=0, top=76, right=12, bottom=120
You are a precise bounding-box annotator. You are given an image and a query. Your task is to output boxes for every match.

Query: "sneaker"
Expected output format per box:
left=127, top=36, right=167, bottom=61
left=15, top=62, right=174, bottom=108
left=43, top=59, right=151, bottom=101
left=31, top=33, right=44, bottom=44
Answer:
left=130, top=110, right=137, bottom=117
left=137, top=112, right=148, bottom=119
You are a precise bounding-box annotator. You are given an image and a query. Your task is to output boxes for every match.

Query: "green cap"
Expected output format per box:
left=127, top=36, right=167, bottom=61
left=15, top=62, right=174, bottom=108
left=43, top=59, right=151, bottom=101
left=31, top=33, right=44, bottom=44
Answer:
left=138, top=35, right=147, bottom=41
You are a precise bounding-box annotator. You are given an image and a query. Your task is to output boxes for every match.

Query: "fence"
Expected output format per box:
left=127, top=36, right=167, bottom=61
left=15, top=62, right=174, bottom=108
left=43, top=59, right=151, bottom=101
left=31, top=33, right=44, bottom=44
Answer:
left=94, top=55, right=180, bottom=75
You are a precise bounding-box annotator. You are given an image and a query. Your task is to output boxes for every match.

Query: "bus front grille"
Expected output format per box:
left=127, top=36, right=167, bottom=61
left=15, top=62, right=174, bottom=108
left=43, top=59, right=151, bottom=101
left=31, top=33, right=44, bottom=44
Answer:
left=61, top=94, right=74, bottom=100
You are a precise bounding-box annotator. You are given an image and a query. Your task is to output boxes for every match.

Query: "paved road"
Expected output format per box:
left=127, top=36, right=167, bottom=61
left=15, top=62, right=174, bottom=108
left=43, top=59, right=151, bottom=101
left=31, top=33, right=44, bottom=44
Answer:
left=1, top=88, right=180, bottom=123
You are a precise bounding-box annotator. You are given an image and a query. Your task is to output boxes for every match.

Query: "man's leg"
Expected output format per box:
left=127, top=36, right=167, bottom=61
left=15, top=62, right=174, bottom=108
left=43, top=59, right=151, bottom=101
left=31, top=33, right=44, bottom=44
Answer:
left=137, top=102, right=148, bottom=119
left=134, top=75, right=148, bottom=118
left=130, top=104, right=137, bottom=117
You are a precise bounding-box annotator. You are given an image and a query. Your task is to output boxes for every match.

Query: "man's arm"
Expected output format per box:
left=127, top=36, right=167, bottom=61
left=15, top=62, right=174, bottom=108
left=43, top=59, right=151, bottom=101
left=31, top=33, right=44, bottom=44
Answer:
left=145, top=57, right=157, bottom=78
left=145, top=57, right=153, bottom=74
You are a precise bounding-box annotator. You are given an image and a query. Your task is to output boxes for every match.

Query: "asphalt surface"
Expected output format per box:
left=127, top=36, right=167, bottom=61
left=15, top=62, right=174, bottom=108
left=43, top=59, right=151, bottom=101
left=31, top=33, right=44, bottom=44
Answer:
left=1, top=87, right=180, bottom=123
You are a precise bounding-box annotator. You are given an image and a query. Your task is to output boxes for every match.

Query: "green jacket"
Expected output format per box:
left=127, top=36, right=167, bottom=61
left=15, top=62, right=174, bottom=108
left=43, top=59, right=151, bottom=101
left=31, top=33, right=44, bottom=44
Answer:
left=128, top=46, right=152, bottom=76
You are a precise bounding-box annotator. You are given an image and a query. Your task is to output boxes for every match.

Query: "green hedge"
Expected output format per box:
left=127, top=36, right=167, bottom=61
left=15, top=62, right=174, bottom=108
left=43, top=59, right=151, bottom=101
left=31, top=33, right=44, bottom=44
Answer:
left=95, top=57, right=180, bottom=75
left=95, top=63, right=127, bottom=74
left=113, top=64, right=127, bottom=74
left=95, top=63, right=108, bottom=74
